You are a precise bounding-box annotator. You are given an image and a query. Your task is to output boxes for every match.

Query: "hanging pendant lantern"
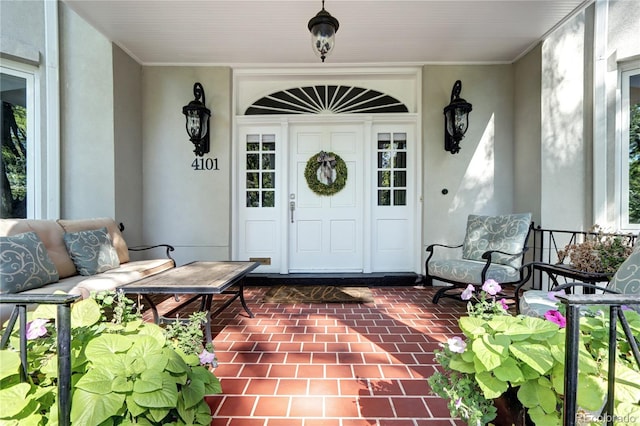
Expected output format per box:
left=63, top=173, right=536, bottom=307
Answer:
left=307, top=0, right=339, bottom=62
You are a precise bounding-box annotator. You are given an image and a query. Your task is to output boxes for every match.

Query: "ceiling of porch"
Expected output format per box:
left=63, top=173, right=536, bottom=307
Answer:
left=62, top=0, right=591, bottom=66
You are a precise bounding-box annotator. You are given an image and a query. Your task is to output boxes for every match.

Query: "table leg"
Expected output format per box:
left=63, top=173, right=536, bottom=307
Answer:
left=141, top=294, right=160, bottom=324
left=238, top=281, right=254, bottom=318
left=203, top=295, right=214, bottom=347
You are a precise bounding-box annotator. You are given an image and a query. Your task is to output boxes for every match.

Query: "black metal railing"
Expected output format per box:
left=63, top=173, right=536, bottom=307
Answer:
left=557, top=294, right=640, bottom=426
left=0, top=294, right=80, bottom=426
left=528, top=227, right=637, bottom=289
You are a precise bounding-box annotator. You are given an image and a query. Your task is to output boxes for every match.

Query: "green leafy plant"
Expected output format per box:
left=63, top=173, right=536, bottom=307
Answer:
left=0, top=291, right=221, bottom=425
left=428, top=281, right=640, bottom=426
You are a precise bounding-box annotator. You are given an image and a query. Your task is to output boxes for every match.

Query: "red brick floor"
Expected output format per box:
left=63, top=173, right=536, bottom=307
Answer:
left=149, top=286, right=469, bottom=426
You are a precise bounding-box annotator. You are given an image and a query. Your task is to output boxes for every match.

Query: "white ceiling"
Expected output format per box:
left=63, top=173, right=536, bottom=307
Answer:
left=62, top=0, right=592, bottom=66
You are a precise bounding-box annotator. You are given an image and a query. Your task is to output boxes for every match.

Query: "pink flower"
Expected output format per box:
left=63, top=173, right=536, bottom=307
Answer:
left=544, top=310, right=566, bottom=328
left=455, top=398, right=462, bottom=409
left=26, top=318, right=49, bottom=340
left=482, top=279, right=502, bottom=296
left=447, top=336, right=467, bottom=353
left=198, top=349, right=216, bottom=365
left=461, top=284, right=475, bottom=301
left=498, top=298, right=509, bottom=311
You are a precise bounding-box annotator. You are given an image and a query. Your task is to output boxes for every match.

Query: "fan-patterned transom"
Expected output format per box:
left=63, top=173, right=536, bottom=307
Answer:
left=245, top=85, right=409, bottom=115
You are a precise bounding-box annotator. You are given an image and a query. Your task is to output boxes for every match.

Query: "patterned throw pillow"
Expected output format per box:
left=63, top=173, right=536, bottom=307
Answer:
left=0, top=232, right=59, bottom=294
left=462, top=213, right=532, bottom=268
left=63, top=227, right=120, bottom=276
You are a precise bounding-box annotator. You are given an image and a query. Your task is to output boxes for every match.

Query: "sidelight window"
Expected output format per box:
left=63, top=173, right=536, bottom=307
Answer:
left=246, top=134, right=276, bottom=208
left=376, top=132, right=407, bottom=206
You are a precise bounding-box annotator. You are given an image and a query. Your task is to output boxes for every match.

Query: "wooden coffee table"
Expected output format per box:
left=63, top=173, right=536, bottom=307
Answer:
left=118, top=261, right=259, bottom=344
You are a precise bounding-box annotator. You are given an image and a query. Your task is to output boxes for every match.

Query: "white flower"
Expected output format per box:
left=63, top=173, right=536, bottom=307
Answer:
left=481, top=279, right=501, bottom=296
left=461, top=284, right=475, bottom=300
left=198, top=349, right=216, bottom=365
left=26, top=318, right=49, bottom=340
left=447, top=336, right=467, bottom=353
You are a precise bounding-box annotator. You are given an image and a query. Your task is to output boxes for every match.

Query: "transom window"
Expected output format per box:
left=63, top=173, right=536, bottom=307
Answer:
left=246, top=134, right=276, bottom=208
left=377, top=132, right=407, bottom=206
left=245, top=85, right=408, bottom=115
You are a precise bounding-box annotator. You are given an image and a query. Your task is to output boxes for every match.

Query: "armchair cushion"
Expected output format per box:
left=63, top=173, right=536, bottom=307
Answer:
left=427, top=259, right=522, bottom=284
left=462, top=213, right=532, bottom=268
left=607, top=241, right=640, bottom=295
left=519, top=289, right=564, bottom=317
left=520, top=237, right=640, bottom=317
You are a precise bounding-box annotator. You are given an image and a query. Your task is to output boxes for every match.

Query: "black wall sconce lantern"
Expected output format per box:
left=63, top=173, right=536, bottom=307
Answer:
left=182, top=82, right=211, bottom=157
left=307, top=0, right=339, bottom=62
left=443, top=80, right=472, bottom=154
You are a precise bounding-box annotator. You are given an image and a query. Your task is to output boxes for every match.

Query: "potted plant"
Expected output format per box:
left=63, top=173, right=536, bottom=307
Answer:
left=428, top=281, right=640, bottom=426
left=557, top=225, right=634, bottom=274
left=0, top=290, right=221, bottom=425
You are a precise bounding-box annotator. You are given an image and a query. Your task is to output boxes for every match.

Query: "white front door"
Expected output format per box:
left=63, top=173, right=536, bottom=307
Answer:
left=288, top=124, right=364, bottom=272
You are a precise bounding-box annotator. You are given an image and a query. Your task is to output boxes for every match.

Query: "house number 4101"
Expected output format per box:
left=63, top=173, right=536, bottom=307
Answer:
left=191, top=158, right=220, bottom=171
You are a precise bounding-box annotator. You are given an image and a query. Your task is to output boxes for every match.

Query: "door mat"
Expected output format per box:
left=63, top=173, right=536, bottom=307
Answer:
left=262, top=285, right=374, bottom=304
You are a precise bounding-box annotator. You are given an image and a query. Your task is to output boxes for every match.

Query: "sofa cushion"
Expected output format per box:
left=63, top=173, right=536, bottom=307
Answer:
left=63, top=227, right=120, bottom=276
left=0, top=258, right=174, bottom=324
left=0, top=219, right=77, bottom=278
left=58, top=218, right=130, bottom=264
left=76, top=259, right=175, bottom=297
left=462, top=213, right=532, bottom=268
left=0, top=232, right=59, bottom=294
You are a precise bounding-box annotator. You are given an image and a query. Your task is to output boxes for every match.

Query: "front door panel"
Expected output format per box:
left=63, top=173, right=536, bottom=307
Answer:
left=289, top=124, right=363, bottom=272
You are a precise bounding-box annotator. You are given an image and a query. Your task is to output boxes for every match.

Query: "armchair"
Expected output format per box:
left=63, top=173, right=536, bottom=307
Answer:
left=518, top=237, right=640, bottom=316
left=426, top=213, right=532, bottom=304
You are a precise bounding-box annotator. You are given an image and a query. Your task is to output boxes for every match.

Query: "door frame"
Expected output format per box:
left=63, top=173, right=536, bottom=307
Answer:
left=231, top=67, right=423, bottom=274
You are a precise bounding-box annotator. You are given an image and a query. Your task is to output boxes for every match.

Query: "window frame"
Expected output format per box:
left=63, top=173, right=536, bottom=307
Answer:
left=1, top=61, right=39, bottom=218
left=619, top=61, right=640, bottom=230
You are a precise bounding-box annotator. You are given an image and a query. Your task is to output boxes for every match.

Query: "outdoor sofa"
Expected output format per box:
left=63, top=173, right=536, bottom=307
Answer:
left=0, top=217, right=175, bottom=323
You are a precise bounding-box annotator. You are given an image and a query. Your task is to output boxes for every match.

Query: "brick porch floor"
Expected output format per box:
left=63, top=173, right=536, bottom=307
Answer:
left=154, top=285, right=467, bottom=426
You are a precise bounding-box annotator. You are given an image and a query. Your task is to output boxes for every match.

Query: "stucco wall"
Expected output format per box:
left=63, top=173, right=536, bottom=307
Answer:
left=59, top=3, right=115, bottom=219
left=0, top=1, right=44, bottom=64
left=113, top=45, right=143, bottom=247
left=1, top=0, right=56, bottom=218
left=141, top=67, right=232, bottom=266
left=541, top=10, right=590, bottom=230
left=608, top=0, right=640, bottom=62
left=514, top=44, right=542, bottom=225
left=422, top=65, right=515, bottom=248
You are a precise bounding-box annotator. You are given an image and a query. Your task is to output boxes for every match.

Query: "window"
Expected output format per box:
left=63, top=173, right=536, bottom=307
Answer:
left=376, top=132, right=407, bottom=206
left=1, top=65, right=36, bottom=218
left=245, top=134, right=276, bottom=208
left=621, top=65, right=640, bottom=228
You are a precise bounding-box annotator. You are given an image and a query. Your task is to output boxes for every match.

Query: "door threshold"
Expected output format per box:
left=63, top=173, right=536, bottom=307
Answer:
left=244, top=272, right=422, bottom=287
